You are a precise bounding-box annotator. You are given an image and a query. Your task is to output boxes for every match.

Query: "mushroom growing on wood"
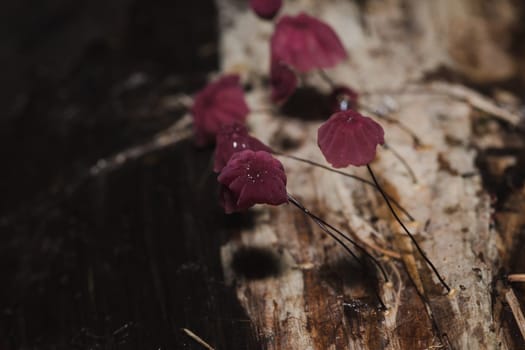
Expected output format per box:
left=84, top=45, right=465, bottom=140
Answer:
left=190, top=74, right=250, bottom=146
left=318, top=110, right=385, bottom=167
left=217, top=148, right=389, bottom=308
left=271, top=13, right=347, bottom=73
left=317, top=109, right=451, bottom=293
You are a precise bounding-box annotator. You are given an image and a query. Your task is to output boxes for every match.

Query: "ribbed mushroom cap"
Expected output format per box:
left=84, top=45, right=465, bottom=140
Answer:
left=218, top=150, right=288, bottom=213
left=318, top=110, right=384, bottom=168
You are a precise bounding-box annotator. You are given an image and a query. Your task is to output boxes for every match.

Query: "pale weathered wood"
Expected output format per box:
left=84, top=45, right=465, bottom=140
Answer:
left=216, top=1, right=524, bottom=349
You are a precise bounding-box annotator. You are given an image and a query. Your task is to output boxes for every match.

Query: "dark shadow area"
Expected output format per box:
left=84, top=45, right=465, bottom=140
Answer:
left=319, top=256, right=366, bottom=289
left=231, top=247, right=283, bottom=280
left=0, top=138, right=261, bottom=349
left=471, top=74, right=525, bottom=349
left=422, top=64, right=525, bottom=101
left=279, top=86, right=332, bottom=121
left=319, top=256, right=382, bottom=309
left=221, top=211, right=258, bottom=231
left=475, top=147, right=525, bottom=209
left=269, top=128, right=304, bottom=151
left=0, top=0, right=218, bottom=215
left=0, top=0, right=261, bottom=349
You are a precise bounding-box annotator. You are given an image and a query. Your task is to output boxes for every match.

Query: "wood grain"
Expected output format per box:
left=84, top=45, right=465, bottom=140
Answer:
left=216, top=0, right=525, bottom=348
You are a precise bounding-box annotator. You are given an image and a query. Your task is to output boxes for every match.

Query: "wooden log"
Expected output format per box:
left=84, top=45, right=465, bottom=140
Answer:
left=215, top=0, right=525, bottom=348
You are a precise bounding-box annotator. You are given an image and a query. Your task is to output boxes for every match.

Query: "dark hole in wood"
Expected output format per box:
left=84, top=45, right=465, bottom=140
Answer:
left=320, top=256, right=379, bottom=289
left=231, top=247, right=283, bottom=280
left=221, top=211, right=257, bottom=231
left=343, top=298, right=374, bottom=314
left=475, top=147, right=525, bottom=209
left=503, top=163, right=525, bottom=190
left=270, top=130, right=303, bottom=151
left=280, top=87, right=332, bottom=121
left=320, top=257, right=383, bottom=310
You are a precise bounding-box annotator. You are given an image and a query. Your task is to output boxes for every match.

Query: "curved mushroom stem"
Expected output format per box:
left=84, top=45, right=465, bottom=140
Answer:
left=317, top=69, right=336, bottom=88
left=382, top=143, right=418, bottom=184
left=287, top=193, right=388, bottom=310
left=380, top=115, right=422, bottom=147
left=274, top=151, right=415, bottom=221
left=360, top=105, right=423, bottom=147
left=366, top=165, right=451, bottom=293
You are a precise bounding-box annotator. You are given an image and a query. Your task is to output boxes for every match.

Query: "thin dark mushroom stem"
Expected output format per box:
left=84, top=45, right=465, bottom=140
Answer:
left=287, top=194, right=389, bottom=282
left=382, top=143, right=418, bottom=184
left=318, top=69, right=336, bottom=88
left=287, top=194, right=388, bottom=310
left=366, top=165, right=451, bottom=293
left=274, top=151, right=415, bottom=221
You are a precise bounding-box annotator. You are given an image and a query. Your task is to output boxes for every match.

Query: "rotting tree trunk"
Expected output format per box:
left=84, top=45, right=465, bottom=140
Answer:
left=215, top=1, right=525, bottom=349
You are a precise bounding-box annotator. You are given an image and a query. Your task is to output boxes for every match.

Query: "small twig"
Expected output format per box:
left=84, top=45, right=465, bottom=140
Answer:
left=182, top=328, right=215, bottom=350
left=508, top=274, right=525, bottom=283
left=383, top=143, right=418, bottom=184
left=505, top=288, right=525, bottom=343
left=90, top=114, right=193, bottom=176
left=426, top=82, right=521, bottom=125
left=361, top=82, right=521, bottom=126
left=159, top=93, right=194, bottom=110
left=365, top=239, right=401, bottom=260
left=0, top=114, right=193, bottom=224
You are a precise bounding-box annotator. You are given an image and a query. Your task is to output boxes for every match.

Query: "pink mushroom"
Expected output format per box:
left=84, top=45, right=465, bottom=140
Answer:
left=271, top=13, right=347, bottom=73
left=214, top=122, right=272, bottom=173
left=191, top=75, right=250, bottom=146
left=249, top=0, right=282, bottom=20
left=218, top=150, right=288, bottom=213
left=318, top=110, right=384, bottom=168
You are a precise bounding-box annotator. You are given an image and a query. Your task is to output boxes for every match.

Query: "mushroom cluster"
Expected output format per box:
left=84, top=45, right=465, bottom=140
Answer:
left=187, top=6, right=451, bottom=308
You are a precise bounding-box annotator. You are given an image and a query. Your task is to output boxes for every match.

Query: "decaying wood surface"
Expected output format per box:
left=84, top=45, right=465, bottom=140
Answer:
left=216, top=1, right=525, bottom=349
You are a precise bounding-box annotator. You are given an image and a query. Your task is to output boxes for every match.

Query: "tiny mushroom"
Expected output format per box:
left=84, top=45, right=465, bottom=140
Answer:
left=249, top=0, right=282, bottom=20
left=218, top=150, right=288, bottom=213
left=329, top=85, right=359, bottom=112
left=214, top=122, right=272, bottom=173
left=271, top=12, right=347, bottom=73
left=318, top=110, right=384, bottom=168
left=191, top=74, right=250, bottom=146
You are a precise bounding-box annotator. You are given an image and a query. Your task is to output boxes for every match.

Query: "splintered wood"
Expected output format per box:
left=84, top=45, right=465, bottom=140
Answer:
left=217, top=0, right=522, bottom=349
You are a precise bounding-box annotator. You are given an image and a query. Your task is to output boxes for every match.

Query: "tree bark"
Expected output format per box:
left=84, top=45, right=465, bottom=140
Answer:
left=216, top=1, right=525, bottom=349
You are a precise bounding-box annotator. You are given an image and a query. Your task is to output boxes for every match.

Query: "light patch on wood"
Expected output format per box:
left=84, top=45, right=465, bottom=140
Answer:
left=216, top=0, right=520, bottom=348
